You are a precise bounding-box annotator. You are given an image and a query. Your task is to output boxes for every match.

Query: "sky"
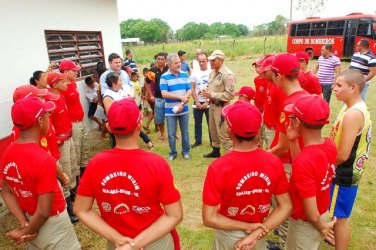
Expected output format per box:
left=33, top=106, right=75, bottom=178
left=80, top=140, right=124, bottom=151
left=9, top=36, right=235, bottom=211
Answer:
left=117, top=0, right=376, bottom=31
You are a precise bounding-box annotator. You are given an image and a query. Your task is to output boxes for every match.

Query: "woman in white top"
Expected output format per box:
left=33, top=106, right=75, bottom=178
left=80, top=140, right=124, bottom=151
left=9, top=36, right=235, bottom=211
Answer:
left=103, top=72, right=154, bottom=149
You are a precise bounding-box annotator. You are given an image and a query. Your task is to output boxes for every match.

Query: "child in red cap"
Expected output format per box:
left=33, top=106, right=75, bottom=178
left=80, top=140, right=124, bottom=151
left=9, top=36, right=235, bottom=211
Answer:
left=295, top=51, right=322, bottom=96
left=47, top=72, right=79, bottom=224
left=202, top=101, right=292, bottom=250
left=234, top=86, right=255, bottom=103
left=74, top=98, right=183, bottom=250
left=1, top=97, right=80, bottom=249
left=284, top=94, right=337, bottom=249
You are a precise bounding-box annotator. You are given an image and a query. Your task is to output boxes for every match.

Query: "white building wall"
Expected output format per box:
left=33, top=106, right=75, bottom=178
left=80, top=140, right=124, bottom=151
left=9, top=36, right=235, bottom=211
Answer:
left=0, top=0, right=122, bottom=139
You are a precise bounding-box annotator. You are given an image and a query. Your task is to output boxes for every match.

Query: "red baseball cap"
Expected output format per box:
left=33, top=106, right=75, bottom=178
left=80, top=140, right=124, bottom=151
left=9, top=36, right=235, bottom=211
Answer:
left=47, top=72, right=67, bottom=87
left=13, top=84, right=59, bottom=102
left=11, top=97, right=53, bottom=130
left=234, top=86, right=255, bottom=100
left=59, top=60, right=81, bottom=72
left=252, top=57, right=264, bottom=67
left=295, top=51, right=310, bottom=63
left=222, top=100, right=262, bottom=137
left=285, top=94, right=330, bottom=125
left=107, top=98, right=143, bottom=135
left=257, top=56, right=275, bottom=74
left=271, top=53, right=300, bottom=76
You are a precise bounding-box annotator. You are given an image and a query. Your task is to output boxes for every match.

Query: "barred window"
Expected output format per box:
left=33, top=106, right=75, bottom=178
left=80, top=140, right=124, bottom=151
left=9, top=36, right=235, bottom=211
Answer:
left=45, top=30, right=105, bottom=78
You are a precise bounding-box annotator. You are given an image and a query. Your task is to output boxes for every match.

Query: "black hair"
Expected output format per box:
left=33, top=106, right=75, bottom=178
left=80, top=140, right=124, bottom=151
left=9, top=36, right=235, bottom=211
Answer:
left=29, top=71, right=43, bottom=86
left=359, top=39, right=369, bottom=49
left=96, top=61, right=107, bottom=77
left=108, top=53, right=121, bottom=62
left=234, top=133, right=256, bottom=142
left=105, top=72, right=121, bottom=88
left=125, top=49, right=132, bottom=56
left=299, top=120, right=325, bottom=130
left=85, top=76, right=94, bottom=86
left=156, top=52, right=167, bottom=58
left=324, top=44, right=333, bottom=51
left=130, top=72, right=138, bottom=77
left=143, top=67, right=149, bottom=74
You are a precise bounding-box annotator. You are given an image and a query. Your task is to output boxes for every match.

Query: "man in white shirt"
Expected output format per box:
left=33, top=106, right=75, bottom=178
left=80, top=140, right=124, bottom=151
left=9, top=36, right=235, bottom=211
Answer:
left=190, top=52, right=212, bottom=148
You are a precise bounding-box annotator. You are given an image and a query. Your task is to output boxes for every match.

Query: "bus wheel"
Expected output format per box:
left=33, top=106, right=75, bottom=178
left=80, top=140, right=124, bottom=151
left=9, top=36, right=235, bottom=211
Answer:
left=306, top=49, right=314, bottom=60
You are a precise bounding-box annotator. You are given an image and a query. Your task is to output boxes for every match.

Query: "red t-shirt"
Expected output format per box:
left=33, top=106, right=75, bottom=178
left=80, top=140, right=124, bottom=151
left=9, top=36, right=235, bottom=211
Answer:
left=274, top=90, right=308, bottom=163
left=203, top=149, right=289, bottom=223
left=263, top=81, right=286, bottom=129
left=1, top=143, right=66, bottom=216
left=61, top=81, right=84, bottom=122
left=301, top=71, right=322, bottom=95
left=49, top=94, right=72, bottom=135
left=289, top=138, right=337, bottom=220
left=77, top=148, right=181, bottom=238
left=254, top=76, right=267, bottom=112
left=11, top=125, right=60, bottom=160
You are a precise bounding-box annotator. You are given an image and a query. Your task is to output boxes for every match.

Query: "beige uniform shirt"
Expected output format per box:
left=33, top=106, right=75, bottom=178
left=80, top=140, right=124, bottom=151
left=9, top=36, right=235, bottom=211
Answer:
left=208, top=65, right=235, bottom=102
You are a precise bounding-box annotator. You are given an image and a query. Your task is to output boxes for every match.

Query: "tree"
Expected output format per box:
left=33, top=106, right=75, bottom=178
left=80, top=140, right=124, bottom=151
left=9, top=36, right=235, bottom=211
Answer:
left=237, top=24, right=249, bottom=36
left=223, top=23, right=241, bottom=37
left=295, top=0, right=327, bottom=18
left=120, top=19, right=143, bottom=38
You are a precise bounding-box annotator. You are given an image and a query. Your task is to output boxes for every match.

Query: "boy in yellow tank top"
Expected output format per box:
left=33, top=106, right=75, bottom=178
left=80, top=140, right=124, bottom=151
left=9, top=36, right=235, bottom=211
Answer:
left=329, top=69, right=372, bottom=249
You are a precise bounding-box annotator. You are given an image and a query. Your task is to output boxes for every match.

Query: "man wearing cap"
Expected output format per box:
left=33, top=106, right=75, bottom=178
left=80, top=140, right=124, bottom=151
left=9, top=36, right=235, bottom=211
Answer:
left=329, top=69, right=372, bottom=249
left=284, top=95, right=337, bottom=249
left=161, top=53, right=192, bottom=160
left=202, top=101, right=292, bottom=250
left=47, top=72, right=79, bottom=224
left=60, top=60, right=89, bottom=181
left=1, top=97, right=80, bottom=249
left=202, top=50, right=235, bottom=158
left=178, top=50, right=191, bottom=75
left=74, top=99, right=183, bottom=250
left=295, top=51, right=322, bottom=96
left=312, top=44, right=341, bottom=104
left=190, top=52, right=212, bottom=148
left=268, top=53, right=308, bottom=250
left=258, top=56, right=286, bottom=150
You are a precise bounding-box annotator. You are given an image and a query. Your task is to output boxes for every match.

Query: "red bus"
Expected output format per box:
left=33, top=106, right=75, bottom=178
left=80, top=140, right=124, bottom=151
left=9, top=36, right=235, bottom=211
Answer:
left=287, top=13, right=376, bottom=59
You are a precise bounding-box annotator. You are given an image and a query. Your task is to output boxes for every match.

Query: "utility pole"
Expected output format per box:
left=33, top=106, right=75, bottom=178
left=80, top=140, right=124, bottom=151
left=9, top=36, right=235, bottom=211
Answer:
left=290, top=0, right=293, bottom=21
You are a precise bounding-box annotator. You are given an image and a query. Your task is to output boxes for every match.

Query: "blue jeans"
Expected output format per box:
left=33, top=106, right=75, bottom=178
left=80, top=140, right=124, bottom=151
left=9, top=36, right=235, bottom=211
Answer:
left=361, top=83, right=369, bottom=101
left=154, top=98, right=165, bottom=124
left=166, top=113, right=190, bottom=157
left=321, top=84, right=332, bottom=104
left=193, top=105, right=210, bottom=144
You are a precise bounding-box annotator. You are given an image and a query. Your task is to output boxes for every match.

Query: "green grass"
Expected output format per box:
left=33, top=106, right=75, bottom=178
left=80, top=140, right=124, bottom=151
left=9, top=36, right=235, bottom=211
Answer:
left=1, top=48, right=376, bottom=249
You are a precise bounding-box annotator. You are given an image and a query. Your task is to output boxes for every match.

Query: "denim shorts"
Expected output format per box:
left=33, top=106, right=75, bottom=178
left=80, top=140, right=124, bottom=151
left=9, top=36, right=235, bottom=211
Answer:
left=154, top=98, right=165, bottom=124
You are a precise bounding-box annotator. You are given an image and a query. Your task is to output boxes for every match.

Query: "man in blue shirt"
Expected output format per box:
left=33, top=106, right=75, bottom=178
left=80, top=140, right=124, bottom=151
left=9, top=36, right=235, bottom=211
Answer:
left=178, top=50, right=191, bottom=76
left=161, top=53, right=192, bottom=160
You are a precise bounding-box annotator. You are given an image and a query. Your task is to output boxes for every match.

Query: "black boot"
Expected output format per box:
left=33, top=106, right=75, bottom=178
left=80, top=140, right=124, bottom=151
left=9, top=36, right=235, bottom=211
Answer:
left=203, top=147, right=221, bottom=158
left=65, top=196, right=79, bottom=224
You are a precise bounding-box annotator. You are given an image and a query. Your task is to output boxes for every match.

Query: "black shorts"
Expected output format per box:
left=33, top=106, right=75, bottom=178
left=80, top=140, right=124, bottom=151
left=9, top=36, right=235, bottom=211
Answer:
left=88, top=102, right=97, bottom=117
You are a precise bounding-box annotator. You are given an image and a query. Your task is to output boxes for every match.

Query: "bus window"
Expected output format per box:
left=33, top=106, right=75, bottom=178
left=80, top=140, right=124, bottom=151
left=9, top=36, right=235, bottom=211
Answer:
left=311, top=22, right=327, bottom=36
left=290, top=24, right=297, bottom=37
left=357, top=19, right=373, bottom=38
left=327, top=21, right=345, bottom=35
left=296, top=23, right=310, bottom=36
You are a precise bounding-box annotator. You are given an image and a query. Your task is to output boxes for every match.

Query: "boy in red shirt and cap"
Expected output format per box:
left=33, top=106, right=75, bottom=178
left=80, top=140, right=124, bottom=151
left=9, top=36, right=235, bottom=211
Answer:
left=59, top=60, right=89, bottom=178
left=284, top=95, right=337, bottom=249
left=74, top=98, right=183, bottom=250
left=268, top=53, right=308, bottom=250
left=234, top=86, right=255, bottom=103
left=295, top=51, right=322, bottom=96
left=47, top=72, right=79, bottom=224
left=202, top=100, right=292, bottom=250
left=1, top=97, right=80, bottom=249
